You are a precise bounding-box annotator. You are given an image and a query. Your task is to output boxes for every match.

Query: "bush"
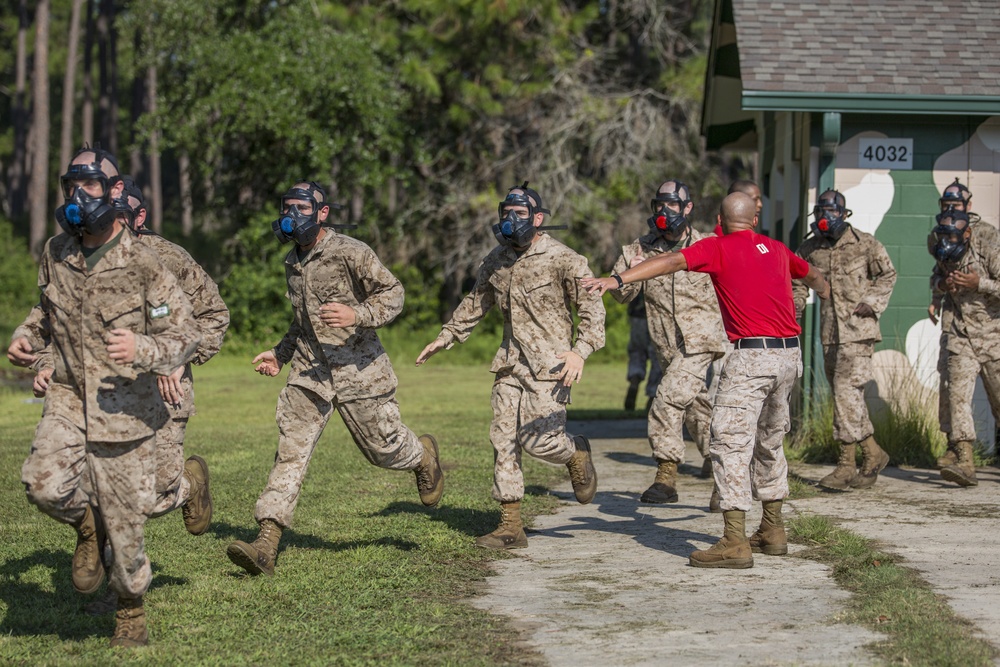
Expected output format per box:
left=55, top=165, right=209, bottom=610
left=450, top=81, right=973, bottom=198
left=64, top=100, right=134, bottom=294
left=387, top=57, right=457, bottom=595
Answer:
left=0, top=217, right=40, bottom=345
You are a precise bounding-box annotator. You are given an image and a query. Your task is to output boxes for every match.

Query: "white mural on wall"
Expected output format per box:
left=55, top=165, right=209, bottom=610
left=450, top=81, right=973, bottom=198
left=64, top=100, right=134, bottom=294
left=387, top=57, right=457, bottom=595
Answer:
left=835, top=131, right=895, bottom=236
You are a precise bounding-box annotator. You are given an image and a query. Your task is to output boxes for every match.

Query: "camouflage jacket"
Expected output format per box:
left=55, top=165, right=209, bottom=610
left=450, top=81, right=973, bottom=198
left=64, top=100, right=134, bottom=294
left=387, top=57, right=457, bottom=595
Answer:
left=272, top=230, right=403, bottom=402
left=931, top=234, right=1000, bottom=360
left=932, top=220, right=1000, bottom=335
left=435, top=233, right=606, bottom=381
left=13, top=231, right=200, bottom=442
left=793, top=226, right=896, bottom=345
left=610, top=228, right=726, bottom=359
left=33, top=230, right=230, bottom=419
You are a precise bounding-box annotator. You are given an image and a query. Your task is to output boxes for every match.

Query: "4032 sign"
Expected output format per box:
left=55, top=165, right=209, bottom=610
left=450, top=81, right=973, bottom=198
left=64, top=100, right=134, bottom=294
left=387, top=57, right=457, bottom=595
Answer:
left=858, top=138, right=913, bottom=170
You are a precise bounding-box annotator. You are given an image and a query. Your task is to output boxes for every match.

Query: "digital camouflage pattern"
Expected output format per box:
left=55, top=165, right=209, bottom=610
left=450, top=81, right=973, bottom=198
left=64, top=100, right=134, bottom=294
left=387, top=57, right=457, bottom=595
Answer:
left=18, top=230, right=200, bottom=598
left=611, top=229, right=726, bottom=462
left=710, top=348, right=801, bottom=511
left=793, top=226, right=895, bottom=443
left=933, top=233, right=1000, bottom=442
left=434, top=233, right=605, bottom=501
left=255, top=231, right=423, bottom=527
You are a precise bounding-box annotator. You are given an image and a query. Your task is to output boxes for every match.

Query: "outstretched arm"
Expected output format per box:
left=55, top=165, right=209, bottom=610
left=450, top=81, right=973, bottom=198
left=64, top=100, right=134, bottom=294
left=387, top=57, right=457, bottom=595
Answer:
left=582, top=252, right=688, bottom=295
left=802, top=264, right=830, bottom=300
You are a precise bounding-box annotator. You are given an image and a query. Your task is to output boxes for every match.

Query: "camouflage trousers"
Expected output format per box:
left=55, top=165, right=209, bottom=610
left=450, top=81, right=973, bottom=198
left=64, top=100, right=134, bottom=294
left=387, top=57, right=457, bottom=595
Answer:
left=490, top=364, right=578, bottom=503
left=710, top=347, right=801, bottom=512
left=647, top=349, right=715, bottom=462
left=945, top=336, right=1000, bottom=444
left=149, top=417, right=190, bottom=518
left=823, top=342, right=875, bottom=443
left=255, top=384, right=423, bottom=528
left=627, top=316, right=662, bottom=397
left=22, top=410, right=155, bottom=598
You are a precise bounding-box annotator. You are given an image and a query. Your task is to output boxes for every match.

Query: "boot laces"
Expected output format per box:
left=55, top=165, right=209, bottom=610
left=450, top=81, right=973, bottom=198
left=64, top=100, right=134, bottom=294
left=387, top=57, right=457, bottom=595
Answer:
left=568, top=456, right=588, bottom=487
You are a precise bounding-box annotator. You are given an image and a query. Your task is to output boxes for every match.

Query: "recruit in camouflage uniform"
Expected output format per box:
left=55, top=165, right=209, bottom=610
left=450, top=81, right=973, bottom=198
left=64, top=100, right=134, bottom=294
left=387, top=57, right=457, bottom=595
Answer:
left=793, top=189, right=896, bottom=491
left=417, top=184, right=605, bottom=550
left=227, top=181, right=442, bottom=578
left=929, top=180, right=1000, bottom=469
left=929, top=209, right=1000, bottom=487
left=609, top=180, right=726, bottom=505
left=9, top=148, right=201, bottom=648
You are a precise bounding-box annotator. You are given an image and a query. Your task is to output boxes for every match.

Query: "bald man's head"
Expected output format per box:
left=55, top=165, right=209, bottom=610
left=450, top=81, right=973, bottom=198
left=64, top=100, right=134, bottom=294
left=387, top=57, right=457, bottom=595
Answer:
left=719, top=192, right=758, bottom=234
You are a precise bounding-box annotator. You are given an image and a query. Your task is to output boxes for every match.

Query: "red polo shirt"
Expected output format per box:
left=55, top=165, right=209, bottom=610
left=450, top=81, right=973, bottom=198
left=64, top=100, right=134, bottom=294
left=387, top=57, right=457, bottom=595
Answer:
left=679, top=229, right=809, bottom=342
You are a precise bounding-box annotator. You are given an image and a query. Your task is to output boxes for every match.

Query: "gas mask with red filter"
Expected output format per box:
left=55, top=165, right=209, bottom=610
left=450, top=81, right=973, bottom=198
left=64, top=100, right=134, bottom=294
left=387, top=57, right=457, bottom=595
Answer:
left=811, top=189, right=852, bottom=243
left=647, top=181, right=691, bottom=239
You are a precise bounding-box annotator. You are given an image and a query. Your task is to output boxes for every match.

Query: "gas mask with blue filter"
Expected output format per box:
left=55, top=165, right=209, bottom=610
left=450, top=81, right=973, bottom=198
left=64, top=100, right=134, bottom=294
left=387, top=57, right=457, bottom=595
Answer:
left=929, top=210, right=971, bottom=264
left=54, top=149, right=119, bottom=238
left=493, top=182, right=551, bottom=250
left=647, top=180, right=692, bottom=238
left=811, top=189, right=852, bottom=244
left=272, top=182, right=331, bottom=246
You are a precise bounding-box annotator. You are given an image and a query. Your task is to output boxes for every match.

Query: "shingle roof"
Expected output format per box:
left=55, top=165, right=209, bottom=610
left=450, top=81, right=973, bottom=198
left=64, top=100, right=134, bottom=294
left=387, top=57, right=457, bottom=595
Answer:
left=734, top=0, right=1000, bottom=97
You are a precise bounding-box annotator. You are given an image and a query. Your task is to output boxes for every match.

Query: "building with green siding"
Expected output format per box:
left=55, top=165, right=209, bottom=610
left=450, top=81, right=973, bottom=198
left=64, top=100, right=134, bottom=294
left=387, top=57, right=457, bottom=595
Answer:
left=702, top=0, right=1000, bottom=446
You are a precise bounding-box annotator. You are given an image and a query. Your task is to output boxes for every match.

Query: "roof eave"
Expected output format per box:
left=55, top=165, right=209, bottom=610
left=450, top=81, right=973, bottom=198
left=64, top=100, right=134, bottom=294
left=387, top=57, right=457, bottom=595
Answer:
left=742, top=90, right=1000, bottom=115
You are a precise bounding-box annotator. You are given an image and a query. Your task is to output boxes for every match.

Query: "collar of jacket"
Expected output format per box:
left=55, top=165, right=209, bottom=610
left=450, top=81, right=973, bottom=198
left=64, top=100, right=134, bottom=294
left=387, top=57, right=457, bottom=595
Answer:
left=57, top=227, right=134, bottom=273
left=816, top=224, right=860, bottom=248
left=286, top=228, right=337, bottom=266
left=506, top=231, right=553, bottom=261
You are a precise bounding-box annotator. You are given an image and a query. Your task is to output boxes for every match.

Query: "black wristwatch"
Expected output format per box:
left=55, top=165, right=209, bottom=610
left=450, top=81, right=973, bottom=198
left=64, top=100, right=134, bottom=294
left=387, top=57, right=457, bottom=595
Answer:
left=612, top=274, right=624, bottom=289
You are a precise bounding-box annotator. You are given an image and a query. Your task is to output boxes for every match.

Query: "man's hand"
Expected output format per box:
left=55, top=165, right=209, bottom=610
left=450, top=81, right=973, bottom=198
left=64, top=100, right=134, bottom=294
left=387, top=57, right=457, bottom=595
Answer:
left=319, top=302, right=357, bottom=328
left=7, top=337, right=37, bottom=367
left=107, top=329, right=137, bottom=365
left=949, top=268, right=980, bottom=291
left=556, top=351, right=584, bottom=387
left=33, top=367, right=53, bottom=398
left=816, top=278, right=831, bottom=300
left=928, top=302, right=939, bottom=325
left=157, top=365, right=185, bottom=407
left=416, top=339, right=446, bottom=366
left=853, top=302, right=876, bottom=319
left=580, top=276, right=617, bottom=296
left=252, top=350, right=282, bottom=377
left=629, top=253, right=645, bottom=269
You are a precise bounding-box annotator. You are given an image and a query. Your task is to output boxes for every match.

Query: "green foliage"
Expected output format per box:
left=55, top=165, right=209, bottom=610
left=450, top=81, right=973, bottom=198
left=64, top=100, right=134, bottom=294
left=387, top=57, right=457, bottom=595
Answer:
left=0, top=216, right=39, bottom=343
left=218, top=217, right=292, bottom=348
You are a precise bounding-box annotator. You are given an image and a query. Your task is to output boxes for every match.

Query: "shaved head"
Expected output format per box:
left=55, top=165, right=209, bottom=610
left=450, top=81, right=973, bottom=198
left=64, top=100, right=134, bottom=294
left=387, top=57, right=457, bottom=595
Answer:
left=71, top=150, right=119, bottom=179
left=719, top=192, right=758, bottom=234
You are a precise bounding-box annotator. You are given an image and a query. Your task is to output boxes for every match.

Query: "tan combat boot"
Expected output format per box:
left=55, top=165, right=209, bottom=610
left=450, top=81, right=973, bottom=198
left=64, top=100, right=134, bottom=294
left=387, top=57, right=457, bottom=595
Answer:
left=475, top=501, right=528, bottom=550
left=708, top=484, right=722, bottom=512
left=73, top=505, right=105, bottom=595
left=818, top=442, right=857, bottom=491
left=414, top=434, right=444, bottom=507
left=182, top=455, right=213, bottom=535
left=110, top=596, right=148, bottom=648
left=941, top=440, right=978, bottom=487
left=567, top=436, right=598, bottom=504
left=850, top=436, right=890, bottom=489
left=749, top=499, right=787, bottom=555
left=227, top=519, right=283, bottom=576
left=640, top=459, right=679, bottom=504
left=936, top=444, right=959, bottom=469
left=689, top=509, right=754, bottom=569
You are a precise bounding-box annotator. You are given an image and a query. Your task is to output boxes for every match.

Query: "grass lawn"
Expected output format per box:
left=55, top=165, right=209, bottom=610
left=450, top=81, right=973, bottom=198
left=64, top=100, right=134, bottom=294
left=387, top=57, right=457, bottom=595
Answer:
left=0, top=354, right=632, bottom=666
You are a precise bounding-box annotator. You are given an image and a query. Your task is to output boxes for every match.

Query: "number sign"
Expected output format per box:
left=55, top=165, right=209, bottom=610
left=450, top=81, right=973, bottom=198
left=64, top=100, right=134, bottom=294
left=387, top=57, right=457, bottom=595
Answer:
left=858, top=138, right=913, bottom=169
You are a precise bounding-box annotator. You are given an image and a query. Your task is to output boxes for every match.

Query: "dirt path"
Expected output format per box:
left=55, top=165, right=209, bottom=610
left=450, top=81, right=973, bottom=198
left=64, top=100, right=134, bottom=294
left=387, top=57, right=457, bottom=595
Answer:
left=472, top=420, right=1000, bottom=666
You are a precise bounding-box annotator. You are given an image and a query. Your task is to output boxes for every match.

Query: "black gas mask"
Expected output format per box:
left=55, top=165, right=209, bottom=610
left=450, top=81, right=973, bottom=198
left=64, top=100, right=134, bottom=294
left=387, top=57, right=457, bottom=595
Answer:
left=493, top=183, right=550, bottom=250
left=55, top=161, right=117, bottom=237
left=939, top=178, right=971, bottom=213
left=929, top=210, right=971, bottom=264
left=647, top=181, right=691, bottom=238
left=112, top=176, right=148, bottom=233
left=272, top=183, right=329, bottom=246
left=811, top=190, right=852, bottom=243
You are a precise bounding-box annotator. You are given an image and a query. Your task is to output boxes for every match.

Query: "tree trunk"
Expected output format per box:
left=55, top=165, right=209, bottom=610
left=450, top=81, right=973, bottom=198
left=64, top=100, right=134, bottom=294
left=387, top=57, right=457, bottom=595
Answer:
left=60, top=0, right=85, bottom=173
left=96, top=0, right=116, bottom=152
left=179, top=151, right=193, bottom=236
left=9, top=0, right=30, bottom=219
left=147, top=65, right=163, bottom=234
left=82, top=0, right=95, bottom=145
left=29, top=0, right=51, bottom=258
left=129, top=27, right=146, bottom=182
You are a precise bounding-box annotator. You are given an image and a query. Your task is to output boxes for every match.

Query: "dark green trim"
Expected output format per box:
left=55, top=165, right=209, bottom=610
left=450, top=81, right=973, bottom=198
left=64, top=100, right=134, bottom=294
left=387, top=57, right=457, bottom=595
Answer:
left=714, top=43, right=740, bottom=78
left=742, top=91, right=1000, bottom=115
left=705, top=119, right=756, bottom=150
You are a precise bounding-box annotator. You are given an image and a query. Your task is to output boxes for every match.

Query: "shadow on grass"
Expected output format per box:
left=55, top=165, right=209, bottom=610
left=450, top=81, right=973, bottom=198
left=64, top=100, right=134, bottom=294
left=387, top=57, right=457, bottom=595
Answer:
left=0, top=549, right=107, bottom=640
left=372, top=502, right=498, bottom=538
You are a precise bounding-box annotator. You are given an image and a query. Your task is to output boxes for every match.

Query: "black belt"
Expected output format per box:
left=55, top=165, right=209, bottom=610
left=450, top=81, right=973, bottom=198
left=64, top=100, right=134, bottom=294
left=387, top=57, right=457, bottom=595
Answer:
left=734, top=337, right=799, bottom=349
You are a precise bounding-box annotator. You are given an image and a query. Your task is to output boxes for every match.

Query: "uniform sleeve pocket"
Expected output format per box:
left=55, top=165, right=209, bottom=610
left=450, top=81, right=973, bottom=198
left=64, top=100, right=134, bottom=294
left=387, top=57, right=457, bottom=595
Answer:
left=100, top=293, right=145, bottom=327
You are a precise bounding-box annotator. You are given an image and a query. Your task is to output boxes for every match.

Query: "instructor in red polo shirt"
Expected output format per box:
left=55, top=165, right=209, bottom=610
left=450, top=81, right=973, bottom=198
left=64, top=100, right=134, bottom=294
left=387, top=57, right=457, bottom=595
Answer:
left=583, top=192, right=829, bottom=569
